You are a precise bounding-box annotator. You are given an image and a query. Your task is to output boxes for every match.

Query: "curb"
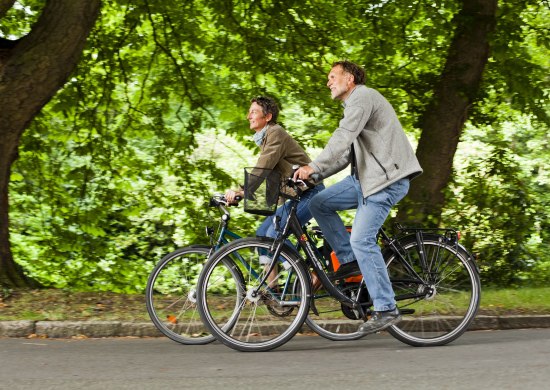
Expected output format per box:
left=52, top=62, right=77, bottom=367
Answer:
left=0, top=321, right=163, bottom=338
left=468, top=315, right=550, bottom=331
left=1, top=315, right=550, bottom=339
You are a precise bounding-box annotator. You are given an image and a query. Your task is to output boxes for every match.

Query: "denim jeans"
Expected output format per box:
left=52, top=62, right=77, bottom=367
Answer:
left=309, top=176, right=410, bottom=311
left=256, top=183, right=325, bottom=260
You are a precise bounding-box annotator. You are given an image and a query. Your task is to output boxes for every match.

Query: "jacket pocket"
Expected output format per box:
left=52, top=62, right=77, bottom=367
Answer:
left=370, top=152, right=389, bottom=180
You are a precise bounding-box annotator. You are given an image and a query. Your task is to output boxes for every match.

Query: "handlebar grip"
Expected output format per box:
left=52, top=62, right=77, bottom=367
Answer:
left=226, top=195, right=242, bottom=206
left=212, top=195, right=242, bottom=207
left=303, top=179, right=316, bottom=189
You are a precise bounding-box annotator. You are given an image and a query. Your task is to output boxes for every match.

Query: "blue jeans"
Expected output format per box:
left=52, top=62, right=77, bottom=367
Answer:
left=256, top=183, right=325, bottom=241
left=309, top=176, right=410, bottom=311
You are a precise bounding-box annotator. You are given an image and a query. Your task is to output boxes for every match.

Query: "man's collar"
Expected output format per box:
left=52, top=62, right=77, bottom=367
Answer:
left=342, top=85, right=359, bottom=107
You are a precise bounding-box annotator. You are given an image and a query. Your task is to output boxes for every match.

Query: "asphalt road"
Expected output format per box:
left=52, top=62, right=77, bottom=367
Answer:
left=1, top=329, right=549, bottom=389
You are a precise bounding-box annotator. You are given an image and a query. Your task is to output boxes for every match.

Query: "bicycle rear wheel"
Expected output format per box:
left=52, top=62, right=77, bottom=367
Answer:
left=385, top=234, right=480, bottom=346
left=197, top=237, right=311, bottom=352
left=146, top=246, right=219, bottom=345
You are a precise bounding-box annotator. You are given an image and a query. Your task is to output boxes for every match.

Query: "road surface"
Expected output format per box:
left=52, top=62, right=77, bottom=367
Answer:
left=1, top=329, right=548, bottom=389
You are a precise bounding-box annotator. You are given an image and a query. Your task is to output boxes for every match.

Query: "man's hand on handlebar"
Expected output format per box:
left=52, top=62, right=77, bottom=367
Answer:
left=293, top=165, right=315, bottom=182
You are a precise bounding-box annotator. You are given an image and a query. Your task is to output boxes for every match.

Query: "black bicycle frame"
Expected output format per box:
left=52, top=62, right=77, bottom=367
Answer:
left=256, top=186, right=469, bottom=312
left=258, top=196, right=364, bottom=315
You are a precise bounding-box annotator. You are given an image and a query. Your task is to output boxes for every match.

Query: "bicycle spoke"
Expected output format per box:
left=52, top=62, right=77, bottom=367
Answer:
left=145, top=246, right=218, bottom=345
left=198, top=238, right=310, bottom=352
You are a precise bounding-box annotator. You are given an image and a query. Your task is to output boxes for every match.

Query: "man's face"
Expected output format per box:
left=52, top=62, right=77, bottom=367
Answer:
left=247, top=102, right=271, bottom=132
left=327, top=65, right=354, bottom=101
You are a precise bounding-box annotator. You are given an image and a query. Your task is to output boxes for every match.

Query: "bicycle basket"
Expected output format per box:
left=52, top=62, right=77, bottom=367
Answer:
left=243, top=167, right=281, bottom=216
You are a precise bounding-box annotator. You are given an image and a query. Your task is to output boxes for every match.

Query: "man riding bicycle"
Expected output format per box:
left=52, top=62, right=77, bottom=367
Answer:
left=295, top=61, right=422, bottom=334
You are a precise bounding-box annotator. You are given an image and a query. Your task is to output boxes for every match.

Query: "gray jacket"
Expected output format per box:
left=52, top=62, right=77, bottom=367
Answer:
left=310, top=85, right=422, bottom=197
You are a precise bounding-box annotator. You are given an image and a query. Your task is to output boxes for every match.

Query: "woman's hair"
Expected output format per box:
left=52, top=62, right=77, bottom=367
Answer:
left=251, top=96, right=279, bottom=124
left=332, top=60, right=366, bottom=85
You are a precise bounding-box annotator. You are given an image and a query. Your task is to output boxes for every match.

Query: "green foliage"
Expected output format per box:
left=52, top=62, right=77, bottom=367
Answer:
left=0, top=1, right=42, bottom=38
left=6, top=0, right=550, bottom=291
left=443, top=114, right=549, bottom=287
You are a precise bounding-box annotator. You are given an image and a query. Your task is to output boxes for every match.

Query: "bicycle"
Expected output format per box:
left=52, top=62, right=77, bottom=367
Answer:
left=145, top=191, right=326, bottom=345
left=145, top=194, right=242, bottom=345
left=196, top=171, right=481, bottom=352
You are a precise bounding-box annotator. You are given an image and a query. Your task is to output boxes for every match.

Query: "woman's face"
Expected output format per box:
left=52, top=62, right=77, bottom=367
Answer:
left=247, top=102, right=271, bottom=132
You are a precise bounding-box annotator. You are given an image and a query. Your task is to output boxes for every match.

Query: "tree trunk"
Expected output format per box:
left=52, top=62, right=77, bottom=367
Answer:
left=397, top=0, right=497, bottom=225
left=0, top=0, right=101, bottom=288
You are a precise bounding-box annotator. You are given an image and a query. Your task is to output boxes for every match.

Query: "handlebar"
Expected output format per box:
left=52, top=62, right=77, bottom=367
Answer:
left=209, top=194, right=242, bottom=208
left=288, top=165, right=318, bottom=192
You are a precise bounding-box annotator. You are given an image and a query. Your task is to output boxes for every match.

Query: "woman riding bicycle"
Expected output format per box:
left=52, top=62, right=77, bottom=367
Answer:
left=225, top=96, right=324, bottom=275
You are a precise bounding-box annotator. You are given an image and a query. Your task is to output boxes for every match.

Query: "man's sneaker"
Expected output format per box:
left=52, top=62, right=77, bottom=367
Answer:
left=329, top=260, right=361, bottom=281
left=358, top=307, right=402, bottom=335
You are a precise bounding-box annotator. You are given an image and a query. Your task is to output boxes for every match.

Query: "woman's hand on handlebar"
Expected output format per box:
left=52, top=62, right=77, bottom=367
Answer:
left=224, top=189, right=243, bottom=205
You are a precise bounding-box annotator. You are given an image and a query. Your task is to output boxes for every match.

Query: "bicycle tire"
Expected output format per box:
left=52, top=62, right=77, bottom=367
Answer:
left=197, top=237, right=311, bottom=352
left=385, top=234, right=480, bottom=346
left=146, top=245, right=240, bottom=345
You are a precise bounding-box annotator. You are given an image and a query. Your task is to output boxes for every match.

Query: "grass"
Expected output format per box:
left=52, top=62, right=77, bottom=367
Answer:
left=479, top=287, right=550, bottom=315
left=0, top=287, right=549, bottom=322
left=0, top=289, right=150, bottom=322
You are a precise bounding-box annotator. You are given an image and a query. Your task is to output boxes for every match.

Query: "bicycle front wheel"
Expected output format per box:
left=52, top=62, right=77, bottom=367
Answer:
left=385, top=234, right=480, bottom=346
left=145, top=246, right=217, bottom=345
left=197, top=237, right=311, bottom=352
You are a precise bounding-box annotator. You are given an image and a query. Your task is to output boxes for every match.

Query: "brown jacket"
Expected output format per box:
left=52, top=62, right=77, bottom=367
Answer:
left=256, top=123, right=311, bottom=178
left=247, top=124, right=311, bottom=201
